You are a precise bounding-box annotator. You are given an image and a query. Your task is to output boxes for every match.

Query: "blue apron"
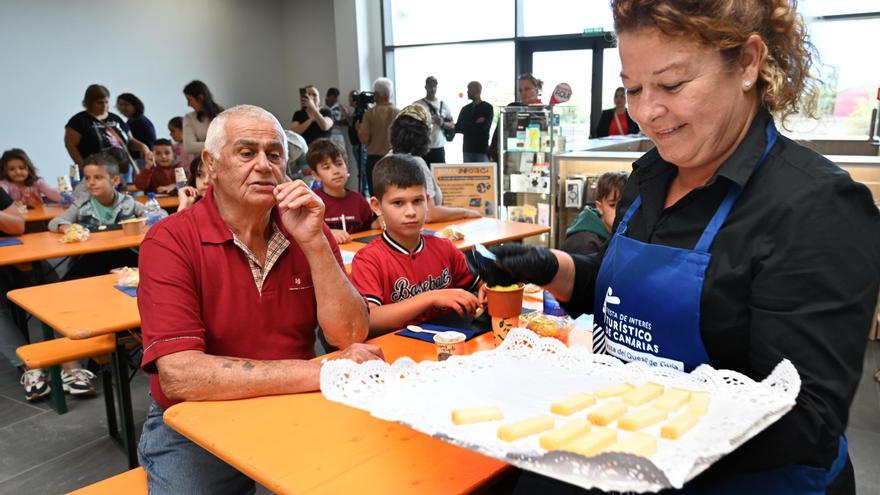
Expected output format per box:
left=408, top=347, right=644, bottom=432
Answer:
left=592, top=123, right=847, bottom=494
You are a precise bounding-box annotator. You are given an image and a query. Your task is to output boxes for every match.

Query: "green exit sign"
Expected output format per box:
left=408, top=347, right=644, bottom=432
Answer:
left=582, top=27, right=605, bottom=36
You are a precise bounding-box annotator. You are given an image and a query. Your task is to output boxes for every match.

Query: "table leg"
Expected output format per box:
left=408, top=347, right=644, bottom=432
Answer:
left=40, top=322, right=67, bottom=415
left=111, top=337, right=138, bottom=468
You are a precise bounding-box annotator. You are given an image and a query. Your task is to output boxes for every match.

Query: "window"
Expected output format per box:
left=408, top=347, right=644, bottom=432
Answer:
left=799, top=0, right=879, bottom=17
left=521, top=0, right=614, bottom=37
left=393, top=42, right=515, bottom=162
left=386, top=0, right=513, bottom=46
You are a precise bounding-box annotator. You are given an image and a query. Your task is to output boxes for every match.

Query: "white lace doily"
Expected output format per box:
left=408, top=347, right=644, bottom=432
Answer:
left=321, top=328, right=801, bottom=492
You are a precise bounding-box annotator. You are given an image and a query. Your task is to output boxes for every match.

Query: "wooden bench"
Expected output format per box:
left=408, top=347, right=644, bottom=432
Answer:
left=16, top=335, right=118, bottom=430
left=67, top=467, right=146, bottom=495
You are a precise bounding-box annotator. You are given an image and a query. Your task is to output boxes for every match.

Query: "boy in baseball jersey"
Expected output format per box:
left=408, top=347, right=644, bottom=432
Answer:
left=350, top=154, right=482, bottom=336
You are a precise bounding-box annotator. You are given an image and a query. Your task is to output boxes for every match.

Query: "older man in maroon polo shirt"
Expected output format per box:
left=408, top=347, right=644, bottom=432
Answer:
left=137, top=104, right=382, bottom=495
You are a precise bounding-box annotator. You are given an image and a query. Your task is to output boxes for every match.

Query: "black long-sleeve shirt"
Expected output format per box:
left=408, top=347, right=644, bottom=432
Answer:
left=455, top=101, right=494, bottom=154
left=561, top=108, right=880, bottom=483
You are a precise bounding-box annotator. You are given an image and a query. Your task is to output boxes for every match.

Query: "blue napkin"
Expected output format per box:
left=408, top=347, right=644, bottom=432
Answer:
left=422, top=229, right=436, bottom=236
left=114, top=285, right=137, bottom=297
left=0, top=237, right=23, bottom=247
left=396, top=323, right=490, bottom=343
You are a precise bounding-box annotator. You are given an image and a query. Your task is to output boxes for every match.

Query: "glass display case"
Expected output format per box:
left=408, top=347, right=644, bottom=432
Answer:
left=497, top=105, right=565, bottom=247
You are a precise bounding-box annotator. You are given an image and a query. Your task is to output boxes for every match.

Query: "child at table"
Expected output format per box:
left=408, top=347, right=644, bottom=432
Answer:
left=176, top=156, right=209, bottom=212
left=561, top=171, right=628, bottom=256
left=0, top=148, right=62, bottom=207
left=168, top=116, right=193, bottom=169
left=350, top=154, right=482, bottom=336
left=307, top=139, right=377, bottom=244
left=133, top=139, right=188, bottom=194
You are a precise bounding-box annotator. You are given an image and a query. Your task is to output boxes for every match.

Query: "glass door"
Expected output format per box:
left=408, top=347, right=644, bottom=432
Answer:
left=532, top=49, right=593, bottom=153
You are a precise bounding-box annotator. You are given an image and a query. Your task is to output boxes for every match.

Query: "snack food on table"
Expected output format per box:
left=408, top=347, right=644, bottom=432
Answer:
left=497, top=415, right=555, bottom=442
left=607, top=431, right=658, bottom=457
left=452, top=406, right=504, bottom=425
left=58, top=224, right=89, bottom=243
left=588, top=401, right=628, bottom=426
left=539, top=418, right=591, bottom=450
left=489, top=284, right=521, bottom=292
left=562, top=426, right=617, bottom=456
left=618, top=407, right=668, bottom=431
left=518, top=312, right=572, bottom=339
left=112, top=267, right=140, bottom=287
left=595, top=383, right=634, bottom=398
left=622, top=382, right=665, bottom=406
left=14, top=202, right=28, bottom=215
left=654, top=388, right=691, bottom=412
left=550, top=393, right=596, bottom=416
left=523, top=283, right=542, bottom=294
left=661, top=412, right=700, bottom=440
left=687, top=391, right=710, bottom=415
left=436, top=225, right=465, bottom=241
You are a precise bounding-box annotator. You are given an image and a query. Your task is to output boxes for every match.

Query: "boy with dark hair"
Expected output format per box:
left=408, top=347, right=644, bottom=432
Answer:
left=562, top=171, right=628, bottom=256
left=134, top=138, right=188, bottom=194
left=350, top=154, right=481, bottom=335
left=307, top=138, right=376, bottom=244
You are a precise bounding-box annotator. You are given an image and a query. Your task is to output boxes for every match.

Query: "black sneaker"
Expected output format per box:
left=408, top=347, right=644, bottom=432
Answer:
left=61, top=369, right=97, bottom=397
left=20, top=369, right=51, bottom=401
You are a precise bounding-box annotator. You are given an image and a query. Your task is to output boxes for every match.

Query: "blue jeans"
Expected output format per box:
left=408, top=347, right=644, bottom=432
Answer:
left=138, top=400, right=256, bottom=495
left=462, top=152, right=489, bottom=163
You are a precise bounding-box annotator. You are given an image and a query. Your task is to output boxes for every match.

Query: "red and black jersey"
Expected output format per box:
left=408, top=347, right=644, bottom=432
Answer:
left=315, top=188, right=375, bottom=234
left=350, top=231, right=480, bottom=324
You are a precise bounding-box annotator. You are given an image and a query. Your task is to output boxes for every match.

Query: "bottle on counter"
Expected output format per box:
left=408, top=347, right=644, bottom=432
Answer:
left=144, top=193, right=164, bottom=227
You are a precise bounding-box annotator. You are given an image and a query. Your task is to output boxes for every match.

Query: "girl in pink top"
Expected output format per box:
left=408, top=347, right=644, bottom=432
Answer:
left=0, top=149, right=62, bottom=207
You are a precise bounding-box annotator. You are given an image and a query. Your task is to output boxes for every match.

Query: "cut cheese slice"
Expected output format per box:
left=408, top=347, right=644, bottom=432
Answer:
left=687, top=391, right=710, bottom=415
left=654, top=388, right=691, bottom=412
left=622, top=382, right=664, bottom=406
left=550, top=393, right=596, bottom=416
left=618, top=407, right=668, bottom=431
left=661, top=412, right=700, bottom=439
left=563, top=426, right=617, bottom=456
left=539, top=419, right=591, bottom=450
left=607, top=432, right=657, bottom=457
left=587, top=401, right=628, bottom=426
left=595, top=383, right=634, bottom=398
left=452, top=406, right=503, bottom=425
left=497, top=415, right=555, bottom=442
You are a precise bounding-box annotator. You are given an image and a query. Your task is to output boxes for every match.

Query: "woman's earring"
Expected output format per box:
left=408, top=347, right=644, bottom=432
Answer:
left=743, top=81, right=752, bottom=90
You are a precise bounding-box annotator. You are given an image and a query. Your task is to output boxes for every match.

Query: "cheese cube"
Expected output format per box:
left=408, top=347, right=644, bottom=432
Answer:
left=539, top=419, right=591, bottom=450
left=452, top=406, right=503, bottom=425
left=595, top=383, right=634, bottom=398
left=618, top=407, right=668, bottom=431
left=550, top=393, right=596, bottom=416
left=563, top=426, right=617, bottom=456
left=607, top=432, right=657, bottom=457
left=661, top=412, right=700, bottom=440
left=654, top=388, right=691, bottom=412
left=622, top=382, right=665, bottom=406
left=497, top=415, right=555, bottom=442
left=687, top=391, right=710, bottom=415
left=587, top=401, right=628, bottom=426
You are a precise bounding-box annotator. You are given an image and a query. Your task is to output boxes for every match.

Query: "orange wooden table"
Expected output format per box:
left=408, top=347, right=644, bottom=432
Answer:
left=164, top=331, right=510, bottom=495
left=24, top=204, right=66, bottom=223
left=0, top=230, right=144, bottom=266
left=8, top=273, right=142, bottom=468
left=135, top=194, right=179, bottom=209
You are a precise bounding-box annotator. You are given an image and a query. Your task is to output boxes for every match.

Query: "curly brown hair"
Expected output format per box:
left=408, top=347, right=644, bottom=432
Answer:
left=0, top=148, right=40, bottom=187
left=611, top=0, right=820, bottom=123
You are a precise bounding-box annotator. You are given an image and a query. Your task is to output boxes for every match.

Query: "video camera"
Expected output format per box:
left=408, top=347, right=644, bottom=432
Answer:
left=351, top=91, right=375, bottom=121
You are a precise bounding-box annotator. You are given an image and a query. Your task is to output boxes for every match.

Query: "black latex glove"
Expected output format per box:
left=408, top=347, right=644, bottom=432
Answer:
left=478, top=243, right=559, bottom=287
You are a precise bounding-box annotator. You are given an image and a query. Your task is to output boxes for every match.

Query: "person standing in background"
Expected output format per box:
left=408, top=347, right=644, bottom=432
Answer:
left=116, top=93, right=157, bottom=154
left=182, top=80, right=224, bottom=156
left=357, top=77, right=399, bottom=196
left=290, top=85, right=333, bottom=146
left=488, top=73, right=543, bottom=162
left=414, top=76, right=454, bottom=168
left=593, top=86, right=640, bottom=137
left=324, top=87, right=357, bottom=190
left=455, top=81, right=494, bottom=162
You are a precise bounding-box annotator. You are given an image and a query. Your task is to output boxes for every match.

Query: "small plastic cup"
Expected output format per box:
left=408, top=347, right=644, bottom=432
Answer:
left=433, top=331, right=466, bottom=361
left=486, top=284, right=524, bottom=345
left=120, top=217, right=147, bottom=236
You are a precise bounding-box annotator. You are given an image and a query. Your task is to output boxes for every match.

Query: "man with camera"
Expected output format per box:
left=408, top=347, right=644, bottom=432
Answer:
left=414, top=76, right=454, bottom=168
left=290, top=85, right=333, bottom=145
left=356, top=77, right=398, bottom=195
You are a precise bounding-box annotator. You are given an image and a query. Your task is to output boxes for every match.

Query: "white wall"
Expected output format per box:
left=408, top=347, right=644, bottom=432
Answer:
left=0, top=0, right=386, bottom=182
left=0, top=0, right=289, bottom=181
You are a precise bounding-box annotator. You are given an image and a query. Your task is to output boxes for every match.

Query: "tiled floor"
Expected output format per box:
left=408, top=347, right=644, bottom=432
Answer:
left=0, top=330, right=877, bottom=494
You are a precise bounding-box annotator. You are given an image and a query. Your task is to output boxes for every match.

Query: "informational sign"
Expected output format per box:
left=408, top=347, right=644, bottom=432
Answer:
left=432, top=163, right=497, bottom=218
